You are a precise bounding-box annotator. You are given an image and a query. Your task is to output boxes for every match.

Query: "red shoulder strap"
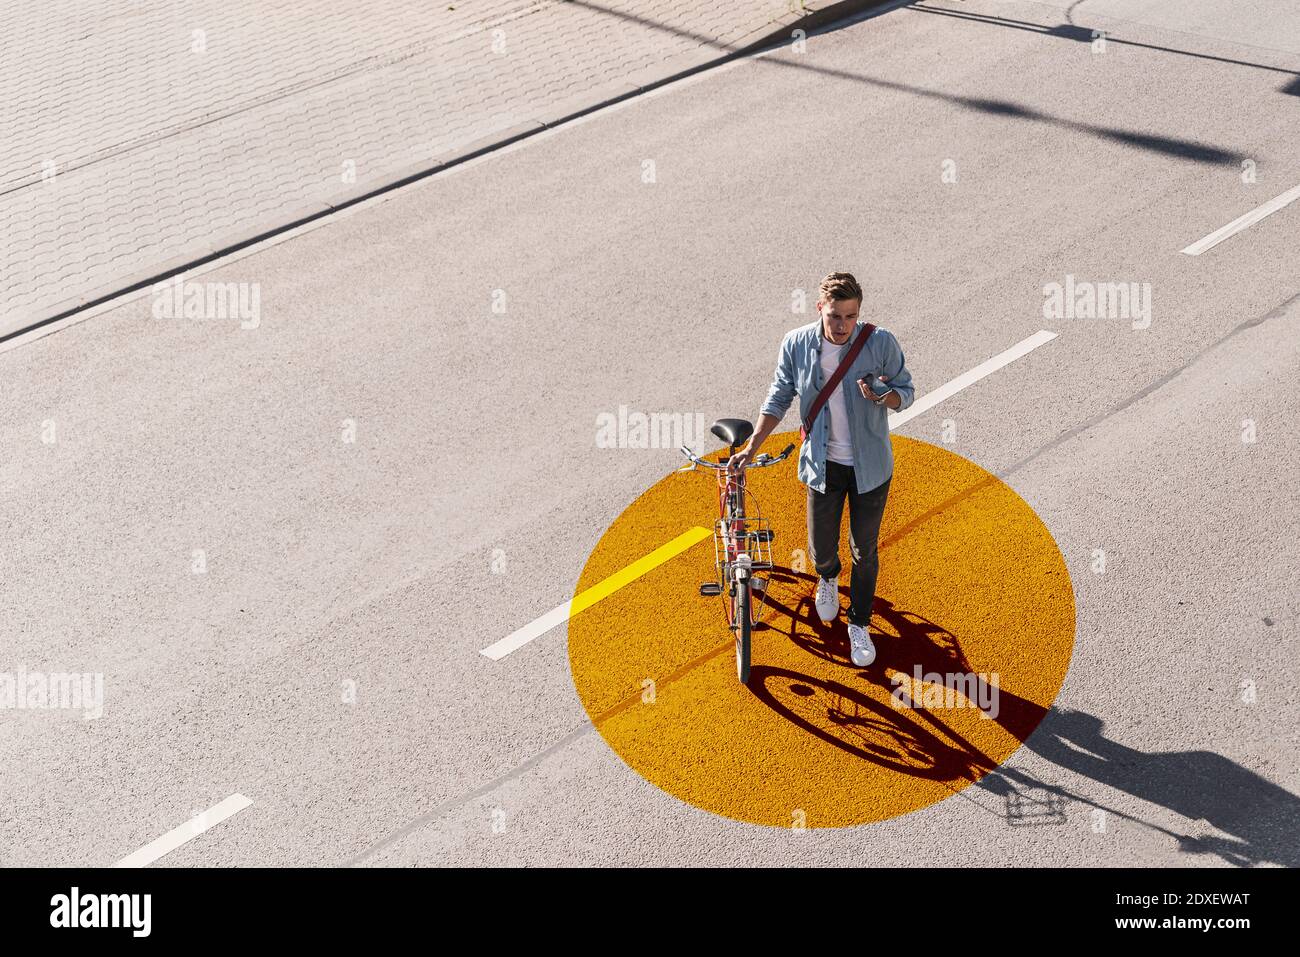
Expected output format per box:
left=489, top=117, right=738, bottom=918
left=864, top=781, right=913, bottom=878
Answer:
left=801, top=322, right=875, bottom=438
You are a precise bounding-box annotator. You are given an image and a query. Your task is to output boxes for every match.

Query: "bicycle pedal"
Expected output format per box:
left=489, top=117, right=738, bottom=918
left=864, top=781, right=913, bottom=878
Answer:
left=699, top=583, right=722, bottom=596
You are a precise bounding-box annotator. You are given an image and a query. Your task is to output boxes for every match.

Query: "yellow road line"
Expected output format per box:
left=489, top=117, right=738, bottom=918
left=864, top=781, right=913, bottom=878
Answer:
left=481, top=526, right=712, bottom=661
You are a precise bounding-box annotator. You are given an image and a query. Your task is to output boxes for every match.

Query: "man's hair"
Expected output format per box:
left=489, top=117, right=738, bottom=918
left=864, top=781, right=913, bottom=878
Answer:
left=817, top=272, right=863, bottom=305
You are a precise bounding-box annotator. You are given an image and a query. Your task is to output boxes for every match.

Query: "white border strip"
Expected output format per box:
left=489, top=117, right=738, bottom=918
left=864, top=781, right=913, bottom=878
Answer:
left=1181, top=182, right=1300, bottom=256
left=481, top=526, right=713, bottom=660
left=483, top=601, right=574, bottom=662
left=889, top=329, right=1058, bottom=429
left=113, top=793, right=253, bottom=867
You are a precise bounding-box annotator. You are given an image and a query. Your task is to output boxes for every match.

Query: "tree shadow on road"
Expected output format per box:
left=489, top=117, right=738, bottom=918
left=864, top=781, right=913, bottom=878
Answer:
left=566, top=0, right=1244, bottom=166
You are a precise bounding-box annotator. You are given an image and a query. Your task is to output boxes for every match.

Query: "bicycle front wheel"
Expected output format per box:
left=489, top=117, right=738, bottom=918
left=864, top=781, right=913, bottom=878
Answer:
left=733, top=580, right=752, bottom=684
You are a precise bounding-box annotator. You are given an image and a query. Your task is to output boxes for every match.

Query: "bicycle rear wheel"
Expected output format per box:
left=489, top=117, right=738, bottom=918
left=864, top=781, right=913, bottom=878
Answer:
left=733, top=580, right=752, bottom=684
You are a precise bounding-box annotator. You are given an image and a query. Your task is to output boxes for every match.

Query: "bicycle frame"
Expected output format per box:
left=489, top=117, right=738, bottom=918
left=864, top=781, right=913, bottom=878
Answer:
left=713, top=465, right=774, bottom=627
left=679, top=438, right=793, bottom=682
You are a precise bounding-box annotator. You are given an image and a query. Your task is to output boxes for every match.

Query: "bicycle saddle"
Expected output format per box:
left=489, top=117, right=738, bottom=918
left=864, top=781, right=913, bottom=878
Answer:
left=710, top=417, right=754, bottom=448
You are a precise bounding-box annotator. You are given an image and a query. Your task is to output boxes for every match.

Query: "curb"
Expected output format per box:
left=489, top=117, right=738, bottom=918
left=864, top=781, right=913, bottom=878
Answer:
left=2, top=0, right=892, bottom=346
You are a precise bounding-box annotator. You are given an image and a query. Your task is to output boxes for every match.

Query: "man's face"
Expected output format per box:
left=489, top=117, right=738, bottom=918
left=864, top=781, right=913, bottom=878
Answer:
left=819, top=297, right=861, bottom=344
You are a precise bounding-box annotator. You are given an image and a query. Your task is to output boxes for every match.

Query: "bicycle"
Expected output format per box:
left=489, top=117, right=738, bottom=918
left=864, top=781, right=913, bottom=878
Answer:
left=679, top=417, right=795, bottom=684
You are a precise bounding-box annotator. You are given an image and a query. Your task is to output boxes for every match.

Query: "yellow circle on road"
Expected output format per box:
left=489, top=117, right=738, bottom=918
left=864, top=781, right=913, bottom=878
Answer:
left=568, top=433, right=1076, bottom=828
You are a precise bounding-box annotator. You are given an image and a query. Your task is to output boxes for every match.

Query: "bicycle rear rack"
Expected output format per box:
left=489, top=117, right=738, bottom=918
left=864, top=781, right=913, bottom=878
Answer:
left=693, top=455, right=780, bottom=622
left=712, top=517, right=774, bottom=576
left=710, top=513, right=775, bottom=625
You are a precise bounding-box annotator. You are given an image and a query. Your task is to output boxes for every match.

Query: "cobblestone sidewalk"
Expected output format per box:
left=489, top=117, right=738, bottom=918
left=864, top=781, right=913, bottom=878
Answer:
left=2, top=0, right=872, bottom=337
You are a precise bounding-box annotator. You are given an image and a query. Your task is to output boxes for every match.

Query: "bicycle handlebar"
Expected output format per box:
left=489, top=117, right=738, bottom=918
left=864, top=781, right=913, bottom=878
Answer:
left=679, top=442, right=796, bottom=471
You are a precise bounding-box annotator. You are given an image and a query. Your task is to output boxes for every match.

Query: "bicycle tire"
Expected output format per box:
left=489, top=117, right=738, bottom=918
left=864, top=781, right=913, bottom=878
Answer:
left=733, top=580, right=752, bottom=684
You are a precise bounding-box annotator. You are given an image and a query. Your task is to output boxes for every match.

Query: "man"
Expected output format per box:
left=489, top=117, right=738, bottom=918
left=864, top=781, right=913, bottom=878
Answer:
left=728, top=272, right=915, bottom=667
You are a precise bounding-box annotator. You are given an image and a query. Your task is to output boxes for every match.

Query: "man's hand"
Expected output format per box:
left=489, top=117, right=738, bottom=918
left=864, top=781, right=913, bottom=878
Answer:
left=726, top=446, right=753, bottom=475
left=859, top=374, right=902, bottom=410
left=730, top=414, right=781, bottom=474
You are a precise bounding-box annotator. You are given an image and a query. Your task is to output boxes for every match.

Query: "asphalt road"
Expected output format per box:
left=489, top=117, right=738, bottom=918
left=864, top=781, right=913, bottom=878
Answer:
left=2, top=0, right=1298, bottom=866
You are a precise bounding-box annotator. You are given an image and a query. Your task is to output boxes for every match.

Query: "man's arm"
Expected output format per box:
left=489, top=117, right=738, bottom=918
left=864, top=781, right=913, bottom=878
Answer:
left=729, top=413, right=783, bottom=471
left=877, top=329, right=915, bottom=411
left=759, top=332, right=797, bottom=421
left=729, top=335, right=796, bottom=472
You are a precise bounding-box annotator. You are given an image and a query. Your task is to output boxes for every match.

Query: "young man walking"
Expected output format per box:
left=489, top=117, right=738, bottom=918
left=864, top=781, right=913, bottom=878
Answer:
left=727, top=272, right=916, bottom=667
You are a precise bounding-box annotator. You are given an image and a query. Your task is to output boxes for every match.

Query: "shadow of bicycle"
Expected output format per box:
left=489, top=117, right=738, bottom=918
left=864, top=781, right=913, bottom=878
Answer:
left=748, top=664, right=987, bottom=784
left=751, top=565, right=1300, bottom=867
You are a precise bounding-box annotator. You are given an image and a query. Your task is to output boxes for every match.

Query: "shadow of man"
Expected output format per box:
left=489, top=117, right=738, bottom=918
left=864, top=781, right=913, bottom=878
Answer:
left=1018, top=707, right=1300, bottom=868
left=755, top=569, right=1300, bottom=866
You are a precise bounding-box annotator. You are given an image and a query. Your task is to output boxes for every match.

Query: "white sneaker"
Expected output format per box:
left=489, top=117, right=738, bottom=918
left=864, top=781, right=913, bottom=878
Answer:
left=814, top=577, right=839, bottom=623
left=848, top=623, right=876, bottom=667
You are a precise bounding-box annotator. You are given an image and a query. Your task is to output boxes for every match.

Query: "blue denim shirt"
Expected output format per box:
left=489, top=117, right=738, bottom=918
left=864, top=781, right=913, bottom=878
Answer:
left=759, top=320, right=916, bottom=495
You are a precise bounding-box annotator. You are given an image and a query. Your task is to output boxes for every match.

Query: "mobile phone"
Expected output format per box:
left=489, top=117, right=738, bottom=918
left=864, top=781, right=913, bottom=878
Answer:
left=858, top=376, right=894, bottom=401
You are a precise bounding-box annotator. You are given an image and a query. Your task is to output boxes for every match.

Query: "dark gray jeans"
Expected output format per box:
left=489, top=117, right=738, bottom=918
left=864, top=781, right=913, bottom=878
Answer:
left=807, top=461, right=891, bottom=627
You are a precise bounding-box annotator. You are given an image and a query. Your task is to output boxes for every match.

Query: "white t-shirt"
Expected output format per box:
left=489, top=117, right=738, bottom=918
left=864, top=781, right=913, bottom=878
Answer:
left=818, top=335, right=856, bottom=466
